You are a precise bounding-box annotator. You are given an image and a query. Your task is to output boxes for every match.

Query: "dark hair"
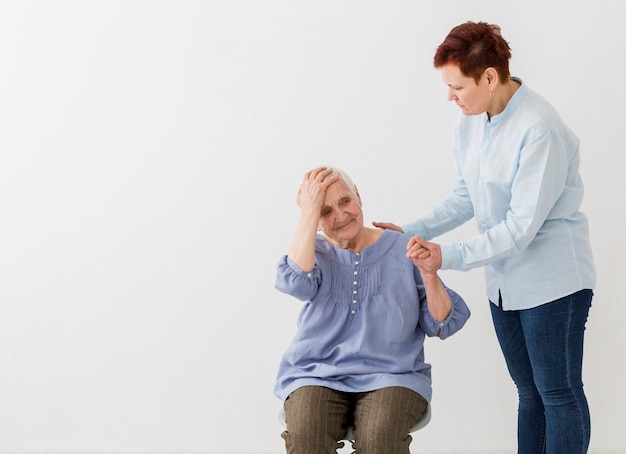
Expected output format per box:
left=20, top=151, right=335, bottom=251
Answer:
left=434, top=21, right=512, bottom=83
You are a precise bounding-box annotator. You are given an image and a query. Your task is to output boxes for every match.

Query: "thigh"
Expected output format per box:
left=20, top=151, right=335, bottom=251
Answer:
left=489, top=301, right=536, bottom=389
left=519, top=290, right=593, bottom=392
left=283, top=386, right=351, bottom=441
left=352, top=387, right=427, bottom=453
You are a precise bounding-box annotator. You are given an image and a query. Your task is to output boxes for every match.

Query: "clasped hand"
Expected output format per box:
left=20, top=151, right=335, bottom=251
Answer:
left=406, top=235, right=443, bottom=275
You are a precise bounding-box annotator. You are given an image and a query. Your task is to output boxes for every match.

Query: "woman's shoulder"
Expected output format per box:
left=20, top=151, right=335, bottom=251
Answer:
left=511, top=81, right=562, bottom=122
left=368, top=229, right=413, bottom=262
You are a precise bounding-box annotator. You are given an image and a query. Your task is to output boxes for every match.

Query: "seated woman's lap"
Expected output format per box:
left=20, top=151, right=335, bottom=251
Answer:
left=282, top=386, right=426, bottom=454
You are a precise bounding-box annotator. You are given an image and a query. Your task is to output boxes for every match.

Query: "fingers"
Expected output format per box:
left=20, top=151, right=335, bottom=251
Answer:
left=372, top=221, right=404, bottom=233
left=406, top=236, right=443, bottom=274
left=406, top=235, right=431, bottom=259
left=300, top=167, right=339, bottom=191
left=410, top=245, right=431, bottom=259
left=304, top=166, right=334, bottom=183
left=297, top=167, right=339, bottom=207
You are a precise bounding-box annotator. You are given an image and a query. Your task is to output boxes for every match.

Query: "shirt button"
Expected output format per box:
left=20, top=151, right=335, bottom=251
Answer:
left=351, top=310, right=356, bottom=315
left=353, top=290, right=358, bottom=295
left=353, top=281, right=357, bottom=285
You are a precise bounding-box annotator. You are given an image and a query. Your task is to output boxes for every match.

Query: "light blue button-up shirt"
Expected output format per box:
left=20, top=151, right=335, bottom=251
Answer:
left=403, top=79, right=596, bottom=311
left=274, top=229, right=470, bottom=402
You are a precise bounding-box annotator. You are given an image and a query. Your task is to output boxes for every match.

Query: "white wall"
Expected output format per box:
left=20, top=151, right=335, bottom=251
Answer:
left=1, top=1, right=624, bottom=453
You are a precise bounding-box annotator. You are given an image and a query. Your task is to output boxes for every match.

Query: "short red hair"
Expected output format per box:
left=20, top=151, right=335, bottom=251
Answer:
left=434, top=21, right=512, bottom=83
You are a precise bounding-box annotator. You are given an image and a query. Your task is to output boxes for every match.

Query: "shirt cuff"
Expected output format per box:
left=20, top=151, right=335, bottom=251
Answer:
left=440, top=242, right=462, bottom=270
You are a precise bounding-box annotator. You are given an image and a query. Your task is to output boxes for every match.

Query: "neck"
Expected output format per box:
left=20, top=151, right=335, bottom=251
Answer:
left=327, top=227, right=382, bottom=252
left=487, top=78, right=520, bottom=119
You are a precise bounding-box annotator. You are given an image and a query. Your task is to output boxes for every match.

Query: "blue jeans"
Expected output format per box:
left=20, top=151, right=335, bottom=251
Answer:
left=490, top=289, right=593, bottom=454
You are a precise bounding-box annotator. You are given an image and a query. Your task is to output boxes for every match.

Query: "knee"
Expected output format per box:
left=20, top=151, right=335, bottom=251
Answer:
left=540, top=385, right=587, bottom=409
left=282, top=424, right=320, bottom=447
left=354, top=422, right=411, bottom=452
left=282, top=422, right=345, bottom=454
left=517, top=382, right=543, bottom=404
left=286, top=412, right=327, bottom=438
left=285, top=413, right=346, bottom=447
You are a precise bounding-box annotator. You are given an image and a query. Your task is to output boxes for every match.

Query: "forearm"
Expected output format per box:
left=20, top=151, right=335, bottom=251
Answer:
left=421, top=272, right=452, bottom=322
left=402, top=193, right=474, bottom=239
left=287, top=209, right=319, bottom=272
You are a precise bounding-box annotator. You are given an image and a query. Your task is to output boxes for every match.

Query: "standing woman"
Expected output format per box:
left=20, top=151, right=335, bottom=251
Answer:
left=374, top=22, right=596, bottom=453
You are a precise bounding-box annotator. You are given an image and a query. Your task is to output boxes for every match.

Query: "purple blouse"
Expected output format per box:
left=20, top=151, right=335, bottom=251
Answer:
left=274, top=229, right=470, bottom=402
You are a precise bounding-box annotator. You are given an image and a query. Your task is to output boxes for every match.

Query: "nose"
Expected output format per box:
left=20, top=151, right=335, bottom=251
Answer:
left=331, top=210, right=351, bottom=229
left=447, top=87, right=457, bottom=101
left=334, top=209, right=348, bottom=222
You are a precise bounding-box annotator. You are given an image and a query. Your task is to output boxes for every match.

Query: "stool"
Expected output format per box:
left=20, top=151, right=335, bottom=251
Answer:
left=278, top=403, right=431, bottom=443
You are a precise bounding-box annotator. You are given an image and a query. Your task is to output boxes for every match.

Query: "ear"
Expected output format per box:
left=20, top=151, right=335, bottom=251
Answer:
left=354, top=185, right=363, bottom=207
left=484, top=67, right=499, bottom=87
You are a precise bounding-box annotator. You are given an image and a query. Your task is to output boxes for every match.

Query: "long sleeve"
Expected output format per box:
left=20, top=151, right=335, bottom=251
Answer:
left=402, top=175, right=474, bottom=241
left=275, top=255, right=322, bottom=302
left=440, top=127, right=570, bottom=271
left=400, top=80, right=595, bottom=309
left=417, top=271, right=470, bottom=340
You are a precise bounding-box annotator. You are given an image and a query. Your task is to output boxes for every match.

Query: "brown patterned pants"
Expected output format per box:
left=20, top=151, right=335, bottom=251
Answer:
left=281, top=385, right=428, bottom=454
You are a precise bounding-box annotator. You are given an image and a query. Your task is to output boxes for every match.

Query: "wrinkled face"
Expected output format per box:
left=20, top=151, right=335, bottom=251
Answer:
left=318, top=177, right=363, bottom=245
left=441, top=63, right=491, bottom=116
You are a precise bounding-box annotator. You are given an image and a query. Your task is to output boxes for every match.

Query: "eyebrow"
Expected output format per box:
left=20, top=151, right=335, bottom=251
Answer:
left=321, top=194, right=353, bottom=211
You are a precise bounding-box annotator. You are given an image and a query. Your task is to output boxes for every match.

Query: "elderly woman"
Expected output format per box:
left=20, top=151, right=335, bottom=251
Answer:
left=374, top=22, right=596, bottom=454
left=274, top=166, right=470, bottom=454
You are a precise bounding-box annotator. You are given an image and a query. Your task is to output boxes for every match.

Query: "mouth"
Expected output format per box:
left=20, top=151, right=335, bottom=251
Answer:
left=335, top=220, right=354, bottom=230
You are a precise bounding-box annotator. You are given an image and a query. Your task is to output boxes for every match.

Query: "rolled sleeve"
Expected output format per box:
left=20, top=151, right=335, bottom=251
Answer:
left=275, top=256, right=322, bottom=301
left=420, top=288, right=471, bottom=340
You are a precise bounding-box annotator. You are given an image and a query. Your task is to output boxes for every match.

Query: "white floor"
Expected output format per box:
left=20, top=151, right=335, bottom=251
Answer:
left=0, top=450, right=518, bottom=454
left=1, top=449, right=623, bottom=454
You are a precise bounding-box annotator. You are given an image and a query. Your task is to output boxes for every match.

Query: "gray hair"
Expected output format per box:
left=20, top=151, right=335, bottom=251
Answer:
left=327, top=166, right=356, bottom=194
